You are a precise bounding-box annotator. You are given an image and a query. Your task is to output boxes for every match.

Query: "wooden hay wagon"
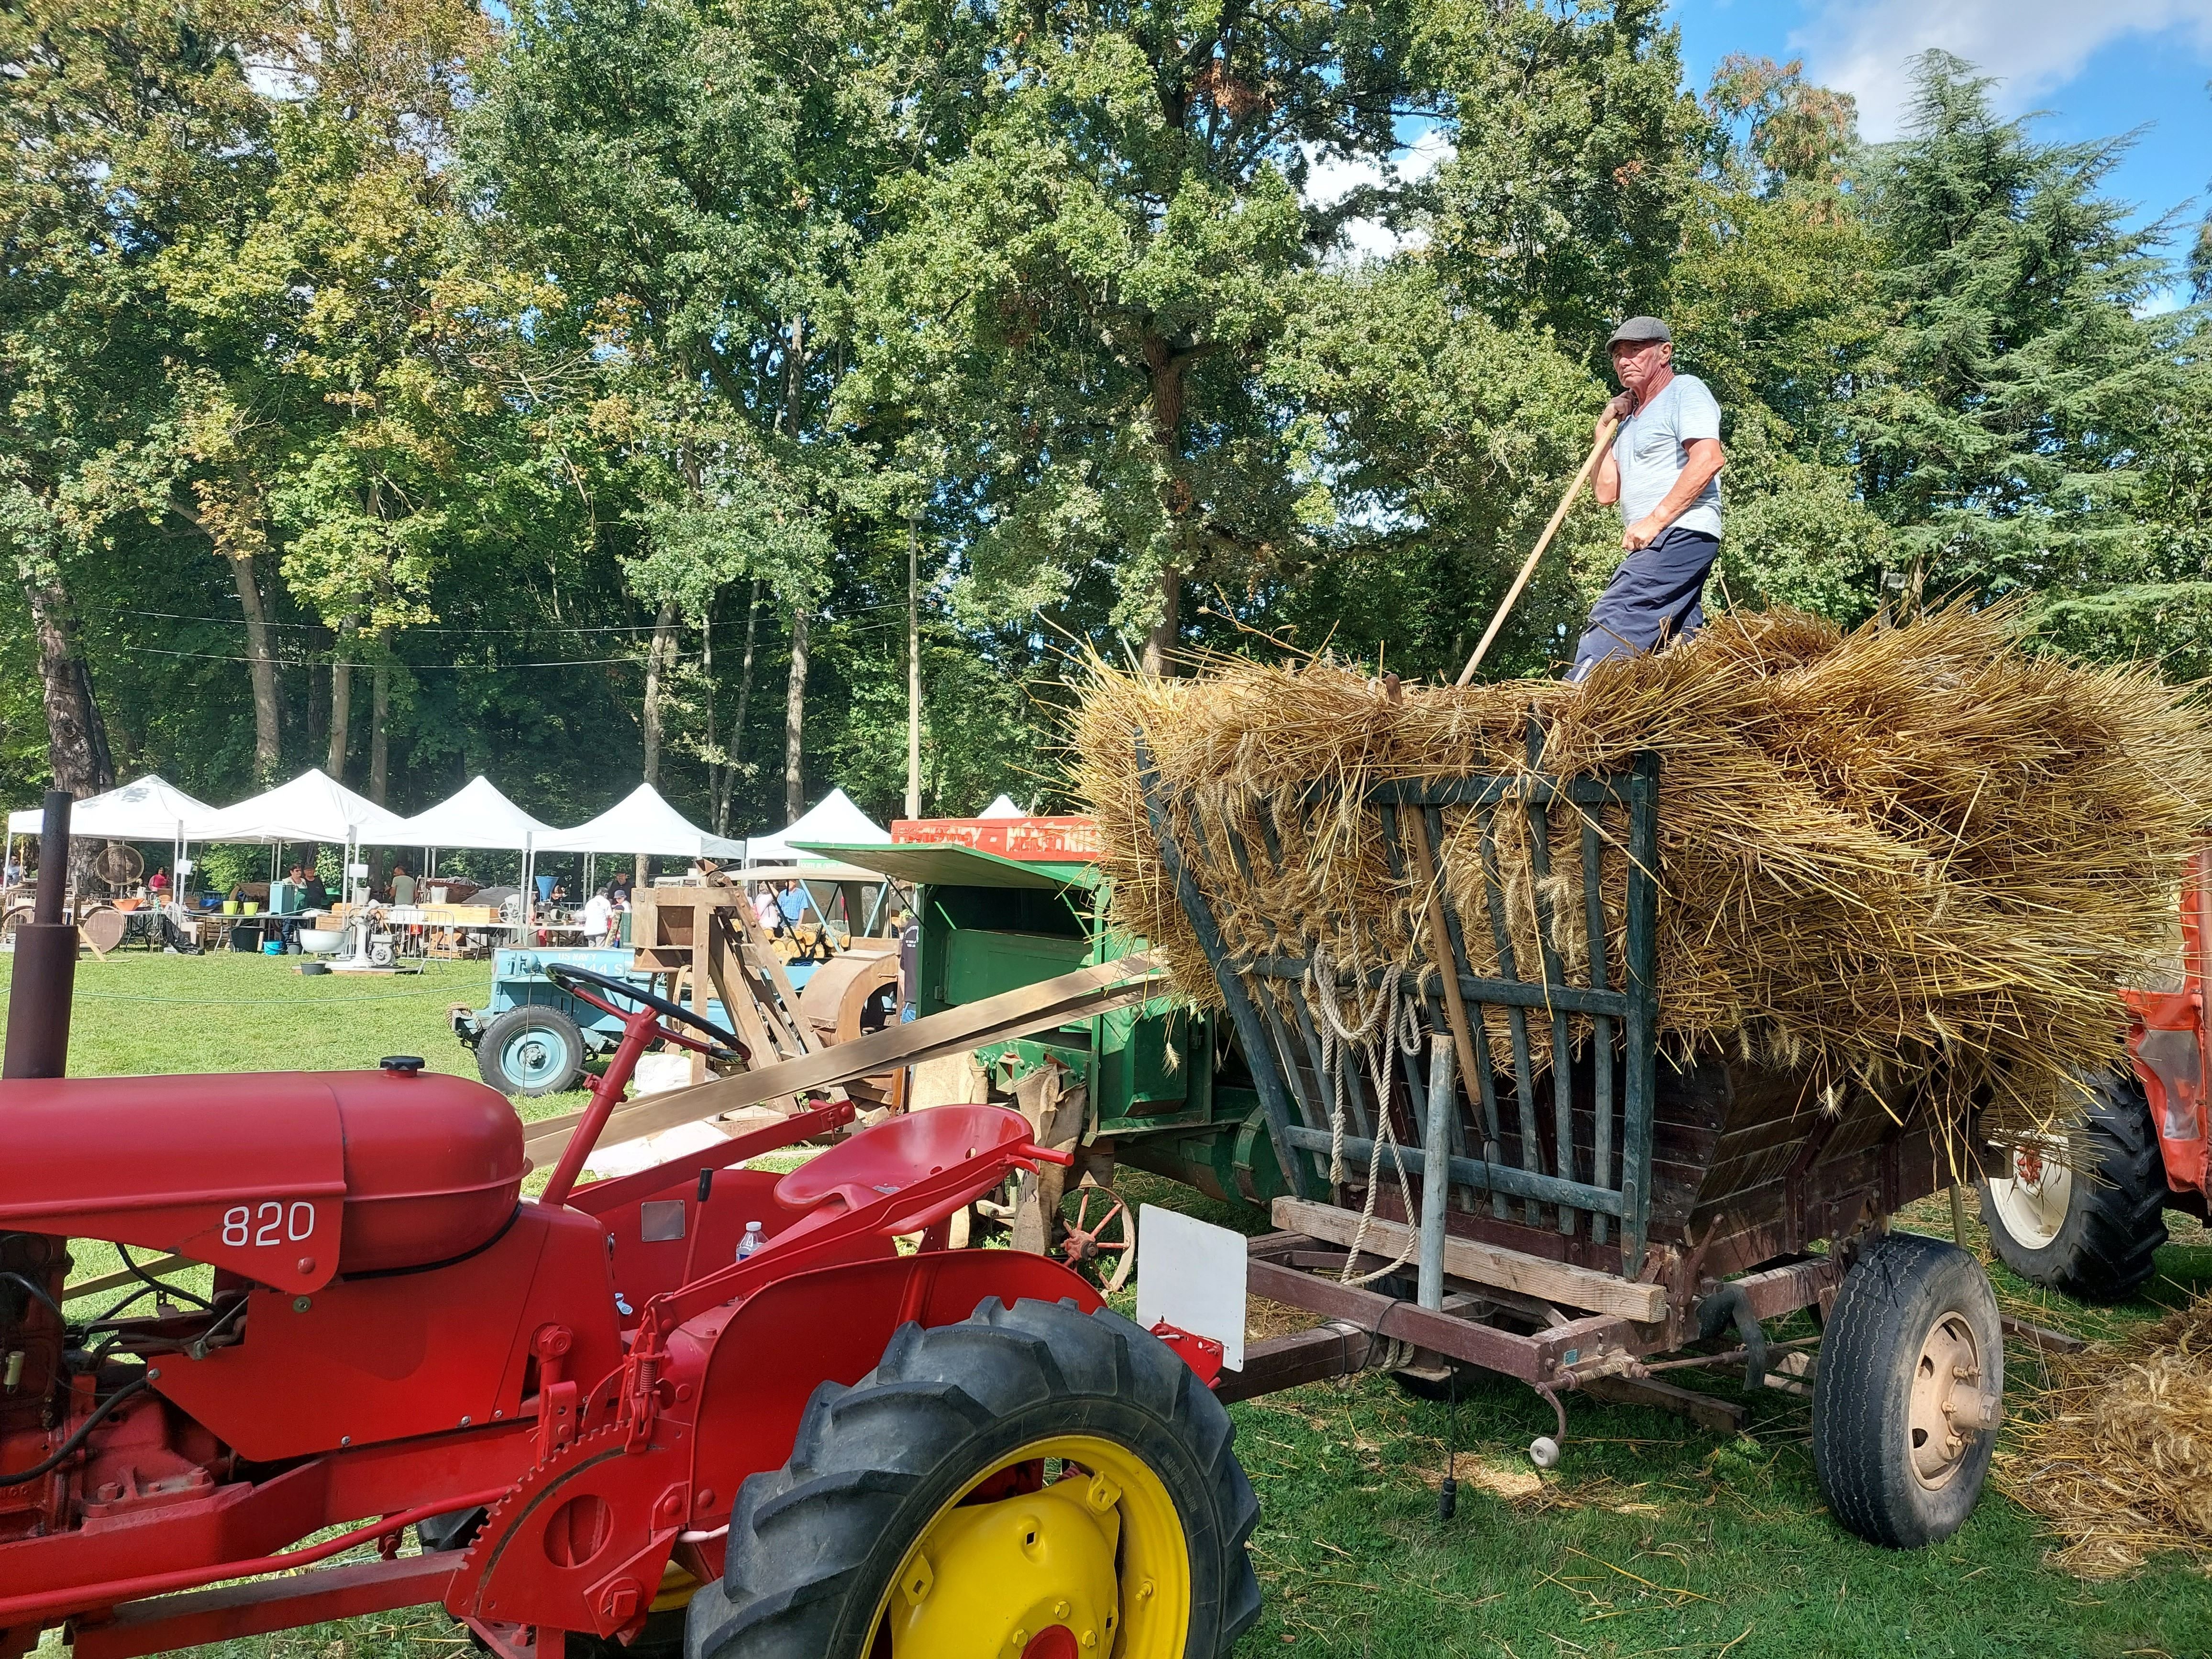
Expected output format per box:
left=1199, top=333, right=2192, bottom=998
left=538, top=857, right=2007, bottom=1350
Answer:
left=1137, top=736, right=2010, bottom=1548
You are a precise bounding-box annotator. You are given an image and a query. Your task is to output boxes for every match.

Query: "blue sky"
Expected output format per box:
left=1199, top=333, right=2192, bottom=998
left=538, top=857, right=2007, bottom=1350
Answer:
left=1672, top=0, right=2212, bottom=270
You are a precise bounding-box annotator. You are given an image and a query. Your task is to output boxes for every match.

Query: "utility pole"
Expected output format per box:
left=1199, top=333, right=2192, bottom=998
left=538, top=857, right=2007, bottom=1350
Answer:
left=906, top=505, right=922, bottom=821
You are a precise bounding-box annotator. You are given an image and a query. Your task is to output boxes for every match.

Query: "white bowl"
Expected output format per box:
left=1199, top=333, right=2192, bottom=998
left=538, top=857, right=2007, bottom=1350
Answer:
left=299, top=928, right=345, bottom=954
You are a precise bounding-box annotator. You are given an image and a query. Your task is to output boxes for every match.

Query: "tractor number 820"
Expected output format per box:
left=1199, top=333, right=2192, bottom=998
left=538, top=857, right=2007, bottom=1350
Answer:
left=221, top=1201, right=316, bottom=1247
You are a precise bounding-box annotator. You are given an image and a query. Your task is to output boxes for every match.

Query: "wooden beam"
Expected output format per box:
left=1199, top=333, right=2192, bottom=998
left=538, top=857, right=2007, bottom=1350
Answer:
left=1581, top=1374, right=1747, bottom=1435
left=1271, top=1196, right=1666, bottom=1323
left=522, top=955, right=1161, bottom=1166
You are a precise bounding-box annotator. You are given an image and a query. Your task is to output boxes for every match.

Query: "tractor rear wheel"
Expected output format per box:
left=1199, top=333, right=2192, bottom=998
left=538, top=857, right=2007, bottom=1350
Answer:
left=1978, top=1071, right=2168, bottom=1304
left=1811, top=1233, right=2002, bottom=1548
left=476, top=1006, right=586, bottom=1096
left=685, top=1297, right=1261, bottom=1659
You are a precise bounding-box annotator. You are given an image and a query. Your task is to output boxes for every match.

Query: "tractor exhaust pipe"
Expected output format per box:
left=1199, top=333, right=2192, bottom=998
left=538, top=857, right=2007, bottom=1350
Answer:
left=4, top=790, right=77, bottom=1080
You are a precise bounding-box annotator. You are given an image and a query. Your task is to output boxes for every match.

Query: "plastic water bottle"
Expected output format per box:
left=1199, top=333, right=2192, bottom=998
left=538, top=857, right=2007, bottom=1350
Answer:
left=735, top=1221, right=765, bottom=1261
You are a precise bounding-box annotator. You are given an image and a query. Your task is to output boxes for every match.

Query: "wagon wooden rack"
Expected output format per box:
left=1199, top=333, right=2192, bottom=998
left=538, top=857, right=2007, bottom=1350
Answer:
left=1137, top=732, right=2013, bottom=1547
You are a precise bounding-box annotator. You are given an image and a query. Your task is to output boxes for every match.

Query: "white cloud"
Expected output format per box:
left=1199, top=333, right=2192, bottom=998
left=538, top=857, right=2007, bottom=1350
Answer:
left=1793, top=0, right=2212, bottom=139
left=1301, top=128, right=1456, bottom=262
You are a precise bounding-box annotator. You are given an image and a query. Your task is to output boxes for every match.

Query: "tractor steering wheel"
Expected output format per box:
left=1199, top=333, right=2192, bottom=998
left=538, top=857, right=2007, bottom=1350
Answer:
left=545, top=962, right=746, bottom=1053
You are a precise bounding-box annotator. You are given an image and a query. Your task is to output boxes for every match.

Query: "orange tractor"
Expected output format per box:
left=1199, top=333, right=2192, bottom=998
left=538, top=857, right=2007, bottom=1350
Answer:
left=1979, top=853, right=2211, bottom=1301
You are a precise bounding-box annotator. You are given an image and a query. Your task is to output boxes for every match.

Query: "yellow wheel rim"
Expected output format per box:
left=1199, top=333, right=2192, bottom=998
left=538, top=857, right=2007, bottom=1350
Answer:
left=871, top=1434, right=1191, bottom=1659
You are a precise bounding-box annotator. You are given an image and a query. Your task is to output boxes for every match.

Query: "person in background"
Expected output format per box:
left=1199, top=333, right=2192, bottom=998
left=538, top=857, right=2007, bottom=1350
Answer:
left=777, top=878, right=809, bottom=929
left=148, top=867, right=170, bottom=899
left=390, top=863, right=417, bottom=907
left=301, top=866, right=332, bottom=912
left=752, top=882, right=781, bottom=935
left=583, top=885, right=614, bottom=946
left=3, top=853, right=21, bottom=887
left=609, top=869, right=634, bottom=908
left=896, top=907, right=920, bottom=1023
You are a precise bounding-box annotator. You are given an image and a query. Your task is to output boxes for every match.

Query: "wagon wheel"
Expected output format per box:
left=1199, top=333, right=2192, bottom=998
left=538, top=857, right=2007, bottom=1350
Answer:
left=78, top=904, right=128, bottom=958
left=0, top=907, right=30, bottom=950
left=1056, top=1177, right=1137, bottom=1295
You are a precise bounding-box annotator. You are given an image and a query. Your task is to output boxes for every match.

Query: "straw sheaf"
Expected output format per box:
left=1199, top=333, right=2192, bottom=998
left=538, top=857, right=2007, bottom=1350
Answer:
left=1072, top=603, right=2212, bottom=1150
left=2004, top=1295, right=2212, bottom=1576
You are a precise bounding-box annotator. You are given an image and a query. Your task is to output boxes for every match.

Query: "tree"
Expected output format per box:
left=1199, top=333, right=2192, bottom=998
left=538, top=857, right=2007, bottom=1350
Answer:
left=0, top=0, right=273, bottom=794
left=470, top=0, right=864, bottom=808
left=1419, top=0, right=1709, bottom=347
left=843, top=0, right=1427, bottom=672
left=1848, top=52, right=2187, bottom=608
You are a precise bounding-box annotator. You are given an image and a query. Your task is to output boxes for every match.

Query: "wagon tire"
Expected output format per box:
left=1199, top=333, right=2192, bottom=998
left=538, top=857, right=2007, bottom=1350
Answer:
left=476, top=1006, right=586, bottom=1096
left=684, top=1296, right=1261, bottom=1659
left=1811, top=1233, right=2002, bottom=1548
left=1978, top=1071, right=2168, bottom=1304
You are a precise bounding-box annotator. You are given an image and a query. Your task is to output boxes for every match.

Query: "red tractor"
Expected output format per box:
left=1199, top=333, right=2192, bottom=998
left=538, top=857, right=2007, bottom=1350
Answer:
left=0, top=797, right=1257, bottom=1659
left=1979, top=852, right=2212, bottom=1301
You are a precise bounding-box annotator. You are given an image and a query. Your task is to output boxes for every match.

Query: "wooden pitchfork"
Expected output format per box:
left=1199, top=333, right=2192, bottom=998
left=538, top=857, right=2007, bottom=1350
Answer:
left=1454, top=416, right=1619, bottom=686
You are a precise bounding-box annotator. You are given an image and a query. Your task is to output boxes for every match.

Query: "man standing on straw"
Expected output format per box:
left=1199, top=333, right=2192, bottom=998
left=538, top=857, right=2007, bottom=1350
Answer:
left=1568, top=317, right=1727, bottom=681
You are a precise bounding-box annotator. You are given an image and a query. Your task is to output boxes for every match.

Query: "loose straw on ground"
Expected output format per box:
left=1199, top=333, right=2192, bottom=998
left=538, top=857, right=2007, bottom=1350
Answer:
left=2002, top=1293, right=2212, bottom=1576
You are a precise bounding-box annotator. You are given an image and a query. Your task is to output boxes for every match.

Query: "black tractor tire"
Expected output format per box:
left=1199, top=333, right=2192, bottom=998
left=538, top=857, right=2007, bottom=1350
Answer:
left=1811, top=1233, right=2002, bottom=1548
left=476, top=1005, right=587, bottom=1096
left=685, top=1296, right=1261, bottom=1659
left=1978, top=1072, right=2169, bottom=1304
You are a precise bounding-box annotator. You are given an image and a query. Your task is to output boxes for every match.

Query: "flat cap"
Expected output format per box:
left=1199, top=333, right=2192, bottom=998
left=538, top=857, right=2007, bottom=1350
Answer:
left=1606, top=315, right=1671, bottom=347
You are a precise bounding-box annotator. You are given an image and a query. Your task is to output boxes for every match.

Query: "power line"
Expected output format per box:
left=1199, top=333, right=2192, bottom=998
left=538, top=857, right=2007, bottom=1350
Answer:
left=133, top=645, right=635, bottom=669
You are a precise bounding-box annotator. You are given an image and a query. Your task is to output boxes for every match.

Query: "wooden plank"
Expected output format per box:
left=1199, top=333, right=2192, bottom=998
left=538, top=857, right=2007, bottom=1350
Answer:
left=521, top=955, right=1161, bottom=1165
left=1215, top=1324, right=1379, bottom=1402
left=1582, top=1374, right=1748, bottom=1435
left=731, top=901, right=825, bottom=1053
left=1272, top=1196, right=1667, bottom=1323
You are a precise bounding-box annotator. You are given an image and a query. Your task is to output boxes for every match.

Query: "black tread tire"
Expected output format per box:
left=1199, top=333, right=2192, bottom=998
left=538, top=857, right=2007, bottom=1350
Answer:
left=476, top=1005, right=586, bottom=1096
left=684, top=1296, right=1261, bottom=1659
left=1978, top=1072, right=2168, bottom=1304
left=1811, top=1233, right=2002, bottom=1548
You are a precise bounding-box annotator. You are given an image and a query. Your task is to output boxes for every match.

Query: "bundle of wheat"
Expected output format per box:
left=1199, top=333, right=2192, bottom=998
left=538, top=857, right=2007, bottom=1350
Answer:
left=2003, top=1294, right=2212, bottom=1576
left=1072, top=603, right=2212, bottom=1150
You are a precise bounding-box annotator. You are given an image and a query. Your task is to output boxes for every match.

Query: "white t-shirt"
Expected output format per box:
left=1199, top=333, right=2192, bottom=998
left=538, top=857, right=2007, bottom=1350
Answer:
left=1612, top=373, right=1723, bottom=540
left=583, top=894, right=613, bottom=937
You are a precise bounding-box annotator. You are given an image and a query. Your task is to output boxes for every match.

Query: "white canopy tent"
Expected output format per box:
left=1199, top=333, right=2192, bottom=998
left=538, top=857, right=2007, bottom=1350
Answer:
left=5, top=775, right=220, bottom=894
left=389, top=776, right=559, bottom=911
left=195, top=768, right=414, bottom=846
left=743, top=788, right=889, bottom=864
left=977, top=794, right=1024, bottom=819
left=533, top=783, right=748, bottom=860
left=391, top=776, right=554, bottom=852
left=193, top=768, right=415, bottom=904
left=8, top=775, right=219, bottom=841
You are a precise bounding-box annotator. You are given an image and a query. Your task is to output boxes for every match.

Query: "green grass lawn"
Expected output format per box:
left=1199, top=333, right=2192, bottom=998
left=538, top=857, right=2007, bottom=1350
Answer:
left=6, top=952, right=2211, bottom=1659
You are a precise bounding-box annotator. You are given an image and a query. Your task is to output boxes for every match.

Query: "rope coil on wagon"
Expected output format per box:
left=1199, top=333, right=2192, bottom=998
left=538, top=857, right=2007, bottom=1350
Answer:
left=1306, top=944, right=1424, bottom=1290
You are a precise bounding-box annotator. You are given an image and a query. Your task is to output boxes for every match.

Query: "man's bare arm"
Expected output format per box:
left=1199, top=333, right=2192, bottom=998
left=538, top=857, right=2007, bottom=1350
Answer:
left=1623, top=437, right=1725, bottom=550
left=1591, top=392, right=1635, bottom=507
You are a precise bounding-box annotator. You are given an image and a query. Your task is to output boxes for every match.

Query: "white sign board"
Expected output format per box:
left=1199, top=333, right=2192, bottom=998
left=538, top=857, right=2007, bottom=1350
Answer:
left=1134, top=1205, right=1247, bottom=1371
left=347, top=862, right=370, bottom=878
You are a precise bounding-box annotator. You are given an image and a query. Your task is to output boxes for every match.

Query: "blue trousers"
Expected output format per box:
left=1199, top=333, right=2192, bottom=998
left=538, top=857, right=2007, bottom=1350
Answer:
left=1568, top=527, right=1720, bottom=681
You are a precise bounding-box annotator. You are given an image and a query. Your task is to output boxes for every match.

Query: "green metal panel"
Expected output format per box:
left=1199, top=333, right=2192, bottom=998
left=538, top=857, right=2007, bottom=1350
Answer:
left=944, top=927, right=1089, bottom=1004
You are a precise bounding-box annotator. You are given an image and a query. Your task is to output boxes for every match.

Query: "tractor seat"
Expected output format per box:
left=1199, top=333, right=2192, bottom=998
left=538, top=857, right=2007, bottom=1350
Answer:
left=0, top=1068, right=526, bottom=1287
left=771, top=1105, right=1035, bottom=1239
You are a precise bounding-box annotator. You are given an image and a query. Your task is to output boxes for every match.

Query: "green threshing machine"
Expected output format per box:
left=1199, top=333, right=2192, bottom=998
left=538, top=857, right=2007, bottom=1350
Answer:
left=796, top=838, right=1289, bottom=1228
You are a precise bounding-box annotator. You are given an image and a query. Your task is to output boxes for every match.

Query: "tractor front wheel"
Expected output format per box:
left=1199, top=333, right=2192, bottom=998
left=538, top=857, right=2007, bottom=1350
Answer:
left=1978, top=1071, right=2168, bottom=1304
left=476, top=1006, right=586, bottom=1096
left=685, top=1297, right=1261, bottom=1659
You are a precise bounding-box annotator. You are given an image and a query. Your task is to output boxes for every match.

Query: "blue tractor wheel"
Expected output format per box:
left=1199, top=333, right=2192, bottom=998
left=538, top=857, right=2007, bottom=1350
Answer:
left=477, top=1006, right=586, bottom=1096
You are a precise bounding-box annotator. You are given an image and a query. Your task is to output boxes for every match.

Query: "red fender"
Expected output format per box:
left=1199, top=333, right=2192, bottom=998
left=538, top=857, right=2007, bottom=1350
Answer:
left=446, top=1251, right=1101, bottom=1637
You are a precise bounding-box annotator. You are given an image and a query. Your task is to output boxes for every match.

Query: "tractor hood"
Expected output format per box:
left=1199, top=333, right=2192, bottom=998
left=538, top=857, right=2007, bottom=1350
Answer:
left=0, top=1069, right=526, bottom=1294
